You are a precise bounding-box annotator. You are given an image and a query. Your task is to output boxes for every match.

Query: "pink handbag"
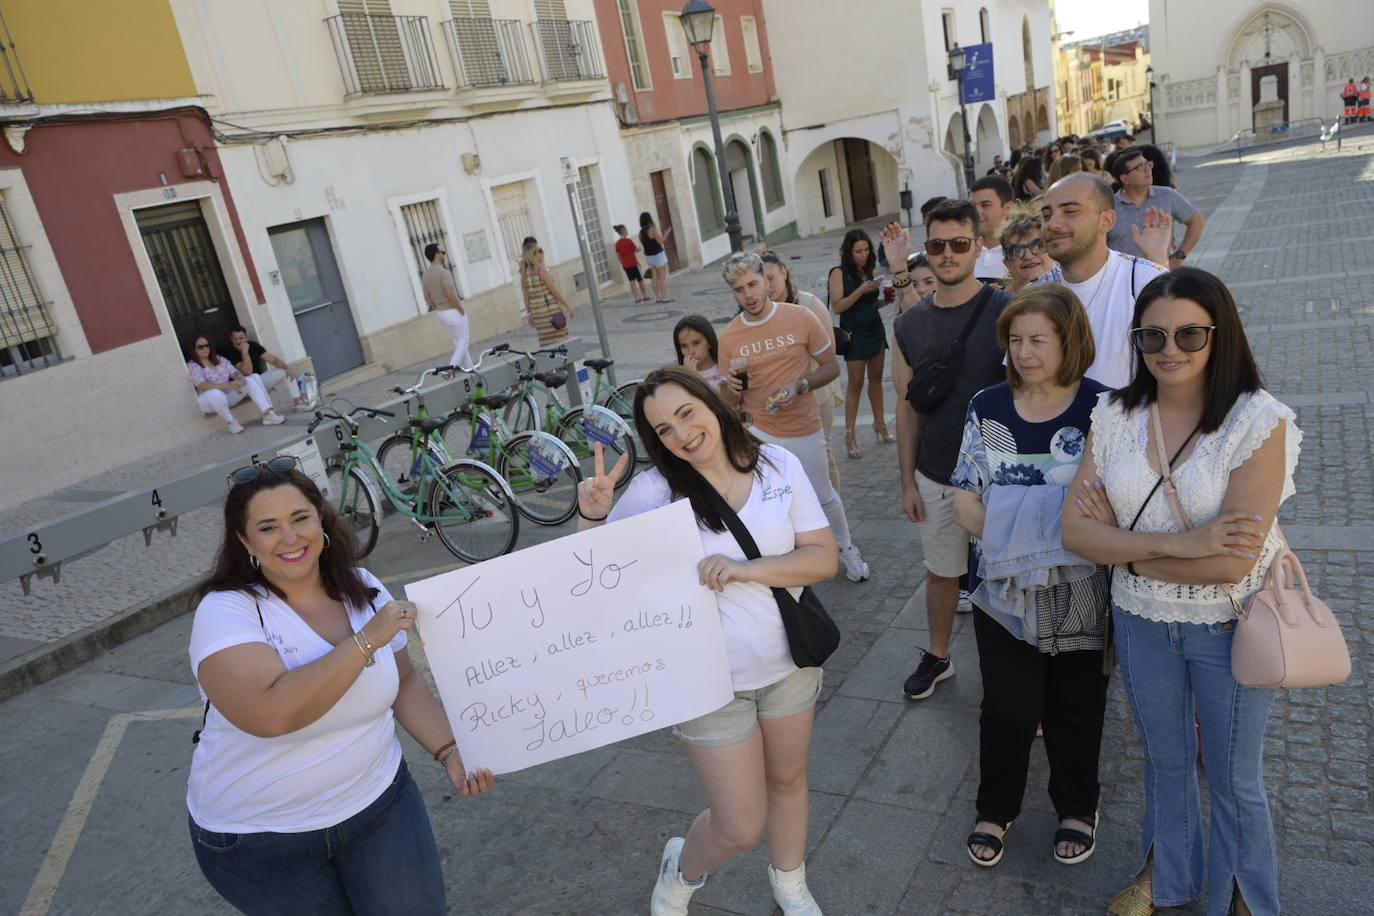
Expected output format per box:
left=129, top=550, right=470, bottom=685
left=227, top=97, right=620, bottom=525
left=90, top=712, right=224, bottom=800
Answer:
left=1148, top=406, right=1351, bottom=689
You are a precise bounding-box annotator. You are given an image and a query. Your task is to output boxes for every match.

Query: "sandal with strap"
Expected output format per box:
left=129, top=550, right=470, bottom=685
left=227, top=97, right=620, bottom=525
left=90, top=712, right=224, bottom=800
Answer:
left=873, top=421, right=896, bottom=444
left=966, top=820, right=1011, bottom=868
left=1107, top=879, right=1154, bottom=916
left=845, top=429, right=862, bottom=459
left=1053, top=811, right=1098, bottom=865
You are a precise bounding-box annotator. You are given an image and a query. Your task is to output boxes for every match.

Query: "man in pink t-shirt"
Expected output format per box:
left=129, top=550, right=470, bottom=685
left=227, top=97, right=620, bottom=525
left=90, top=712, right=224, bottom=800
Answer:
left=719, top=251, right=870, bottom=582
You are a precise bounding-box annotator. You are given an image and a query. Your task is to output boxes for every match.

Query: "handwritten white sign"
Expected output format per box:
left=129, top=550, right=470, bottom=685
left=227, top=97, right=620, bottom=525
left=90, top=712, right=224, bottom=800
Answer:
left=405, top=499, right=734, bottom=774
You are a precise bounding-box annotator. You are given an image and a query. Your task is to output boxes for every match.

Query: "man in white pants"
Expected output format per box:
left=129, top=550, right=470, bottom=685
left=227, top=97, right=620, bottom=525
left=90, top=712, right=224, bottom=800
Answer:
left=718, top=251, right=871, bottom=582
left=422, top=243, right=471, bottom=369
left=227, top=327, right=298, bottom=407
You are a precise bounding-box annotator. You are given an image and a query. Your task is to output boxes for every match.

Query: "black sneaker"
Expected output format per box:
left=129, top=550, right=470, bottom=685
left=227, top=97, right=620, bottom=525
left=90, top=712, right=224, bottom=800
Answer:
left=903, top=650, right=953, bottom=700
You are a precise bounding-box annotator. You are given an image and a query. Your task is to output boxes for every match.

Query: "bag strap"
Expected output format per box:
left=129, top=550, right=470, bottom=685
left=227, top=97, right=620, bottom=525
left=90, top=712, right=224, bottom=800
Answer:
left=696, top=479, right=763, bottom=561
left=952, top=287, right=991, bottom=351
left=1148, top=404, right=1195, bottom=530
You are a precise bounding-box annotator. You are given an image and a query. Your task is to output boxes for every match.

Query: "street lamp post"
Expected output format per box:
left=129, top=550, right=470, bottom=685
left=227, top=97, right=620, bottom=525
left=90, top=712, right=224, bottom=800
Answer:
left=947, top=43, right=976, bottom=191
left=1145, top=64, right=1158, bottom=144
left=680, top=0, right=742, bottom=253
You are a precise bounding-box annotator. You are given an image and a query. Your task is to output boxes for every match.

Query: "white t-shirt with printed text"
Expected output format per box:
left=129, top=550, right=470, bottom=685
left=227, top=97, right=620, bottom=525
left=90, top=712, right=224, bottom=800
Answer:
left=186, top=569, right=408, bottom=833
left=607, top=444, right=830, bottom=690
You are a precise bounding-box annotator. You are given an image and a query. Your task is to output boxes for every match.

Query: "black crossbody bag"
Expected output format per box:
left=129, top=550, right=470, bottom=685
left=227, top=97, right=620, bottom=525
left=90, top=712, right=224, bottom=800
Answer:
left=698, top=484, right=841, bottom=668
left=905, top=290, right=990, bottom=414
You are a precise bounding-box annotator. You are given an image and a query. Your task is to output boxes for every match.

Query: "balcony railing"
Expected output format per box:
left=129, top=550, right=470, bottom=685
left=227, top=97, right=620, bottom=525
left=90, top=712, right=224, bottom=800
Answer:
left=530, top=19, right=603, bottom=83
left=442, top=18, right=534, bottom=89
left=0, top=12, right=33, bottom=104
left=325, top=13, right=444, bottom=96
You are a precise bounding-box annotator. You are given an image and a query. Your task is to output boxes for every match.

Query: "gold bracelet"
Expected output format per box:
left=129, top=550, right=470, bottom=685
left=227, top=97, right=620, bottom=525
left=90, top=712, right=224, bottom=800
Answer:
left=352, top=631, right=376, bottom=667
left=432, top=739, right=457, bottom=762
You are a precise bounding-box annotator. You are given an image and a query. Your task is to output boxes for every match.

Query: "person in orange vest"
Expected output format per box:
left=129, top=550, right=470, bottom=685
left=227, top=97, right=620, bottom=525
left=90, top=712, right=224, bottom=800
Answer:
left=1342, top=78, right=1360, bottom=124
left=1359, top=76, right=1372, bottom=123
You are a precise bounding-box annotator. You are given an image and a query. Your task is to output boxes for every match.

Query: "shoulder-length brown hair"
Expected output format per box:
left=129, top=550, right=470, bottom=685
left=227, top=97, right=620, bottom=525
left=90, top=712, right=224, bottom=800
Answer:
left=632, top=366, right=767, bottom=533
left=997, top=283, right=1095, bottom=389
left=195, top=467, right=375, bottom=609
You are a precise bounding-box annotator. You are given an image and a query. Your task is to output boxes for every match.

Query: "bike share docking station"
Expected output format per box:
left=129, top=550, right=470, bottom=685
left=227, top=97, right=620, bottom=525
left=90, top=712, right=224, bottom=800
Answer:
left=0, top=339, right=589, bottom=596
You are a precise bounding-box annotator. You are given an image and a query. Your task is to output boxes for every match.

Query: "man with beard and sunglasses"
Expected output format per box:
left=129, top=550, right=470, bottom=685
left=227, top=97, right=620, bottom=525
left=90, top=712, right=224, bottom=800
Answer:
left=1035, top=173, right=1168, bottom=390
left=883, top=200, right=1010, bottom=700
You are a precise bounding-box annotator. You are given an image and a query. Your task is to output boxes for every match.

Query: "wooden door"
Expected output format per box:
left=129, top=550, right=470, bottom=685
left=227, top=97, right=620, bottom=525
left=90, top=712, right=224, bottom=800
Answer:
left=842, top=138, right=877, bottom=221
left=137, top=201, right=240, bottom=349
left=650, top=169, right=681, bottom=271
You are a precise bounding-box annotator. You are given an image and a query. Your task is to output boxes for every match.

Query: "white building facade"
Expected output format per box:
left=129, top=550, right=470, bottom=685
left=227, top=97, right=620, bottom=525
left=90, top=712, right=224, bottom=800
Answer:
left=1149, top=1, right=1374, bottom=148
left=762, top=0, right=1056, bottom=235
left=171, top=0, right=636, bottom=385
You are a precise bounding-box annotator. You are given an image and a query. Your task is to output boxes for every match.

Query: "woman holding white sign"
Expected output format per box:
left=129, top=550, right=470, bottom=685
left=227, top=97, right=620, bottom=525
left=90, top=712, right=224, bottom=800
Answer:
left=578, top=366, right=839, bottom=916
left=185, top=458, right=494, bottom=915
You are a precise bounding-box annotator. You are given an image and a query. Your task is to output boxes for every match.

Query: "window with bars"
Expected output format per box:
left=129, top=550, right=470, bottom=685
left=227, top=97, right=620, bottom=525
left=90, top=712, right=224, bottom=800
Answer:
left=691, top=147, right=723, bottom=237
left=618, top=0, right=651, bottom=91
left=399, top=199, right=454, bottom=287
left=574, top=167, right=612, bottom=285
left=0, top=194, right=59, bottom=378
left=741, top=16, right=762, bottom=73
left=329, top=0, right=443, bottom=95
left=759, top=130, right=783, bottom=209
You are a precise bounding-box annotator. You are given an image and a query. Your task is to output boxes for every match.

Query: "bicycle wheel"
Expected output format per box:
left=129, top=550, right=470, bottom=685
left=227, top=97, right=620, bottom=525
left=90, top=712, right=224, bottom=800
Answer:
left=502, top=392, right=542, bottom=433
left=440, top=411, right=486, bottom=462
left=556, top=405, right=637, bottom=490
left=376, top=433, right=426, bottom=495
left=425, top=459, right=519, bottom=563
left=325, top=464, right=381, bottom=557
left=496, top=431, right=581, bottom=525
left=602, top=379, right=649, bottom=464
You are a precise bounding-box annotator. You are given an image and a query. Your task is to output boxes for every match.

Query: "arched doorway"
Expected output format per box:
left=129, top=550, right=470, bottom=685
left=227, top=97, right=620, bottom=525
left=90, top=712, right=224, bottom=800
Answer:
left=724, top=138, right=763, bottom=242
left=1009, top=114, right=1021, bottom=150
left=791, top=137, right=900, bottom=234
left=975, top=104, right=1003, bottom=172
left=1037, top=104, right=1050, bottom=137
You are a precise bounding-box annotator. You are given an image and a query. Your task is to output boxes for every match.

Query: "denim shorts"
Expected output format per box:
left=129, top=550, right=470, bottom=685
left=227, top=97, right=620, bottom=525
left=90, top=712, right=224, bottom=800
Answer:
left=674, top=666, right=822, bottom=747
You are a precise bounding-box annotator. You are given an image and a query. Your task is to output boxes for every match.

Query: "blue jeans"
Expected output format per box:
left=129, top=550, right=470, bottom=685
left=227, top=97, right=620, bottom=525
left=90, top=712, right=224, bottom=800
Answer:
left=190, top=760, right=445, bottom=915
left=1113, top=607, right=1279, bottom=916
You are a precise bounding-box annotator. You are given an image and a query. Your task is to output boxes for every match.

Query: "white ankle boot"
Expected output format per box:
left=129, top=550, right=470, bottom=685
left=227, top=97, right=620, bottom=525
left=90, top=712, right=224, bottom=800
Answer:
left=768, top=862, right=822, bottom=915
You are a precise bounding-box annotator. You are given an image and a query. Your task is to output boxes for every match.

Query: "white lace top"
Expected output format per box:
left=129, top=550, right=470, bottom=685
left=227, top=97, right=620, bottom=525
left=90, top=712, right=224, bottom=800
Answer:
left=1090, top=389, right=1302, bottom=624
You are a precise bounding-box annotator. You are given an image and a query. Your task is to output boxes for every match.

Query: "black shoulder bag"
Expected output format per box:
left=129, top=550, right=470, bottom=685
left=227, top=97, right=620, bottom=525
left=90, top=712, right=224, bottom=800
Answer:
left=905, top=289, right=990, bottom=414
left=826, top=267, right=853, bottom=357
left=699, top=484, right=841, bottom=668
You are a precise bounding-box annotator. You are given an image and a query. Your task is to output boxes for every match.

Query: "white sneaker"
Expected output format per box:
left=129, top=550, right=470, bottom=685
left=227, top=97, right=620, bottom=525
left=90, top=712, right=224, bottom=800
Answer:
left=957, top=588, right=973, bottom=613
left=262, top=410, right=286, bottom=426
left=226, top=420, right=245, bottom=434
left=650, top=837, right=703, bottom=916
left=769, top=862, right=822, bottom=915
left=839, top=543, right=870, bottom=582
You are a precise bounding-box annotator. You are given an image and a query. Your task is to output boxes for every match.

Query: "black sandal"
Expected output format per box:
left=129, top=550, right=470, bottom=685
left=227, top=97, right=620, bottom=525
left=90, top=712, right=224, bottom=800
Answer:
left=967, top=820, right=1011, bottom=867
left=1053, top=812, right=1098, bottom=865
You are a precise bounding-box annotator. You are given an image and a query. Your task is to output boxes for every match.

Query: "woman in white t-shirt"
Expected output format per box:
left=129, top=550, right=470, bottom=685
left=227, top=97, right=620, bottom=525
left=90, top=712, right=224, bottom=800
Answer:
left=186, top=458, right=494, bottom=914
left=577, top=366, right=838, bottom=916
left=1064, top=269, right=1298, bottom=916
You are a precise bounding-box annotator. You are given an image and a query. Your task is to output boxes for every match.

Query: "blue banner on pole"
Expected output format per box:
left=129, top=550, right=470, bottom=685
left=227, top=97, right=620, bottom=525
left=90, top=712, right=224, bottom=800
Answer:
left=961, top=43, right=995, bottom=104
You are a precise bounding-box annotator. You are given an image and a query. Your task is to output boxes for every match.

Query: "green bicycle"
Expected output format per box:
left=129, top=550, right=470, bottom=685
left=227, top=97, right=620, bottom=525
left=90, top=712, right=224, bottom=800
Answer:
left=437, top=346, right=583, bottom=526
left=375, top=366, right=462, bottom=495
left=311, top=403, right=518, bottom=563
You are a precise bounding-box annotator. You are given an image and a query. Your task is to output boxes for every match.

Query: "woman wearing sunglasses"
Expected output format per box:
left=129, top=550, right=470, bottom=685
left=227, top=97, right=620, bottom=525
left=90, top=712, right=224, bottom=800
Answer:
left=186, top=335, right=285, bottom=434
left=521, top=237, right=575, bottom=345
left=997, top=205, right=1058, bottom=294
left=186, top=458, right=494, bottom=914
left=1063, top=268, right=1300, bottom=916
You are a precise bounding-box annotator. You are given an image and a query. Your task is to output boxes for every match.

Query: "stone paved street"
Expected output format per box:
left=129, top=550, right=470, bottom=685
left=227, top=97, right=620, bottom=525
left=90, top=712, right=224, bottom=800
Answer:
left=2, top=135, right=1372, bottom=915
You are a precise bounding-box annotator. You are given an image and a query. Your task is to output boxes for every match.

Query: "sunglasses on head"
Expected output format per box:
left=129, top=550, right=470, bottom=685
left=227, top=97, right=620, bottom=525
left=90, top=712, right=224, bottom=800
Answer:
left=924, top=237, right=975, bottom=255
left=1130, top=324, right=1216, bottom=354
left=227, top=455, right=301, bottom=488
left=1005, top=239, right=1046, bottom=260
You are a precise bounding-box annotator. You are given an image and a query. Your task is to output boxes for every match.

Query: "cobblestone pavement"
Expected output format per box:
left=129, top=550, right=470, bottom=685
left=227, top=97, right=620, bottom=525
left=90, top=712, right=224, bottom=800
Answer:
left=2, top=136, right=1372, bottom=914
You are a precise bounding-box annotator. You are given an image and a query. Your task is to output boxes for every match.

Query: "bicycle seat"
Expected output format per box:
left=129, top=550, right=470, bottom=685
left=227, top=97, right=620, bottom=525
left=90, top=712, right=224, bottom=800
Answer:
left=583, top=358, right=614, bottom=370
left=472, top=392, right=512, bottom=409
left=408, top=417, right=446, bottom=433
left=536, top=371, right=568, bottom=388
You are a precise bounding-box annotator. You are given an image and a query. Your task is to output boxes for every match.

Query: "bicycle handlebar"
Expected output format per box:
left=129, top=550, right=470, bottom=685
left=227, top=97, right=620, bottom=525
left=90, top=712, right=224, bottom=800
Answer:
left=306, top=406, right=392, bottom=434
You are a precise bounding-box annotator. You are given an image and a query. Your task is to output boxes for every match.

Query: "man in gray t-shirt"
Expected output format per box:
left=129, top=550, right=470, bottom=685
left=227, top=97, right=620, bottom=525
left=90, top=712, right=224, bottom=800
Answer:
left=1106, top=147, right=1206, bottom=268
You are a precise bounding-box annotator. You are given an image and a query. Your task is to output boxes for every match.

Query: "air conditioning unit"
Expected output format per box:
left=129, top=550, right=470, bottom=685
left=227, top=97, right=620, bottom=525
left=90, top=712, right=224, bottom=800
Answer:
left=623, top=102, right=638, bottom=124
left=615, top=81, right=629, bottom=103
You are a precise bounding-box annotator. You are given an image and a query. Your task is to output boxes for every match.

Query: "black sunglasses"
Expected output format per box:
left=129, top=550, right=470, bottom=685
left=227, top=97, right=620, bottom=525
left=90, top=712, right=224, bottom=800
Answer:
left=924, top=237, right=975, bottom=255
left=227, top=455, right=301, bottom=488
left=1130, top=324, right=1216, bottom=354
left=1005, top=238, right=1046, bottom=260
left=195, top=343, right=211, bottom=349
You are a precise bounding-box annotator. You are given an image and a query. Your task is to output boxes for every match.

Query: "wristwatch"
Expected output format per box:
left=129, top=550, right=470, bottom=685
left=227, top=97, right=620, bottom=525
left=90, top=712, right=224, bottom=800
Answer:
left=798, top=377, right=811, bottom=395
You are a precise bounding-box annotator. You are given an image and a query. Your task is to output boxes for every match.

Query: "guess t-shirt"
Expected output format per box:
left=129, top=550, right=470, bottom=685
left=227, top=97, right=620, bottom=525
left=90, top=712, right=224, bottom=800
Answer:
left=186, top=569, right=408, bottom=833
left=719, top=301, right=833, bottom=438
left=607, top=444, right=829, bottom=690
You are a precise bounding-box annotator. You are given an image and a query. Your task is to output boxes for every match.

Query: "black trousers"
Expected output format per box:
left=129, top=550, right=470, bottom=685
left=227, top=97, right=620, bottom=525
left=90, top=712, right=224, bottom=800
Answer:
left=973, top=608, right=1110, bottom=826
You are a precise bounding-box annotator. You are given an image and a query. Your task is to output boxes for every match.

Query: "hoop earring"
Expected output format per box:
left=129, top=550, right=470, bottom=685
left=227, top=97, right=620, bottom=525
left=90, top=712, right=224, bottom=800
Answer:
left=322, top=532, right=331, bottom=550
left=249, top=554, right=260, bottom=570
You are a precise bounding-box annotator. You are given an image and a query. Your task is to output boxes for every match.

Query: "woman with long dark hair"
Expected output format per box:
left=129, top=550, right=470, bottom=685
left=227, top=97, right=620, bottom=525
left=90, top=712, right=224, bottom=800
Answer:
left=186, top=334, right=284, bottom=434
left=577, top=367, right=837, bottom=916
left=186, top=461, right=493, bottom=914
left=827, top=229, right=893, bottom=458
left=1011, top=155, right=1045, bottom=200
left=640, top=211, right=673, bottom=303
left=673, top=313, right=725, bottom=391
left=1064, top=268, right=1299, bottom=916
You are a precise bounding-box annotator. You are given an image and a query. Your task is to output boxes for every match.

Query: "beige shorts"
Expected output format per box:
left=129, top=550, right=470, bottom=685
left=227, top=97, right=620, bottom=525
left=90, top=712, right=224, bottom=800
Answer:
left=916, top=470, right=970, bottom=577
left=674, top=667, right=822, bottom=748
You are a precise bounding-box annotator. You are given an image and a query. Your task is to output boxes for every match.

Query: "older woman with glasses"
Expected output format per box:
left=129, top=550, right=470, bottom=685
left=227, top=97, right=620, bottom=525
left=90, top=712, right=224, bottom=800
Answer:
left=998, top=205, right=1058, bottom=293
left=951, top=284, right=1111, bottom=870
left=1064, top=268, right=1300, bottom=916
left=186, top=458, right=493, bottom=914
left=186, top=335, right=285, bottom=435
